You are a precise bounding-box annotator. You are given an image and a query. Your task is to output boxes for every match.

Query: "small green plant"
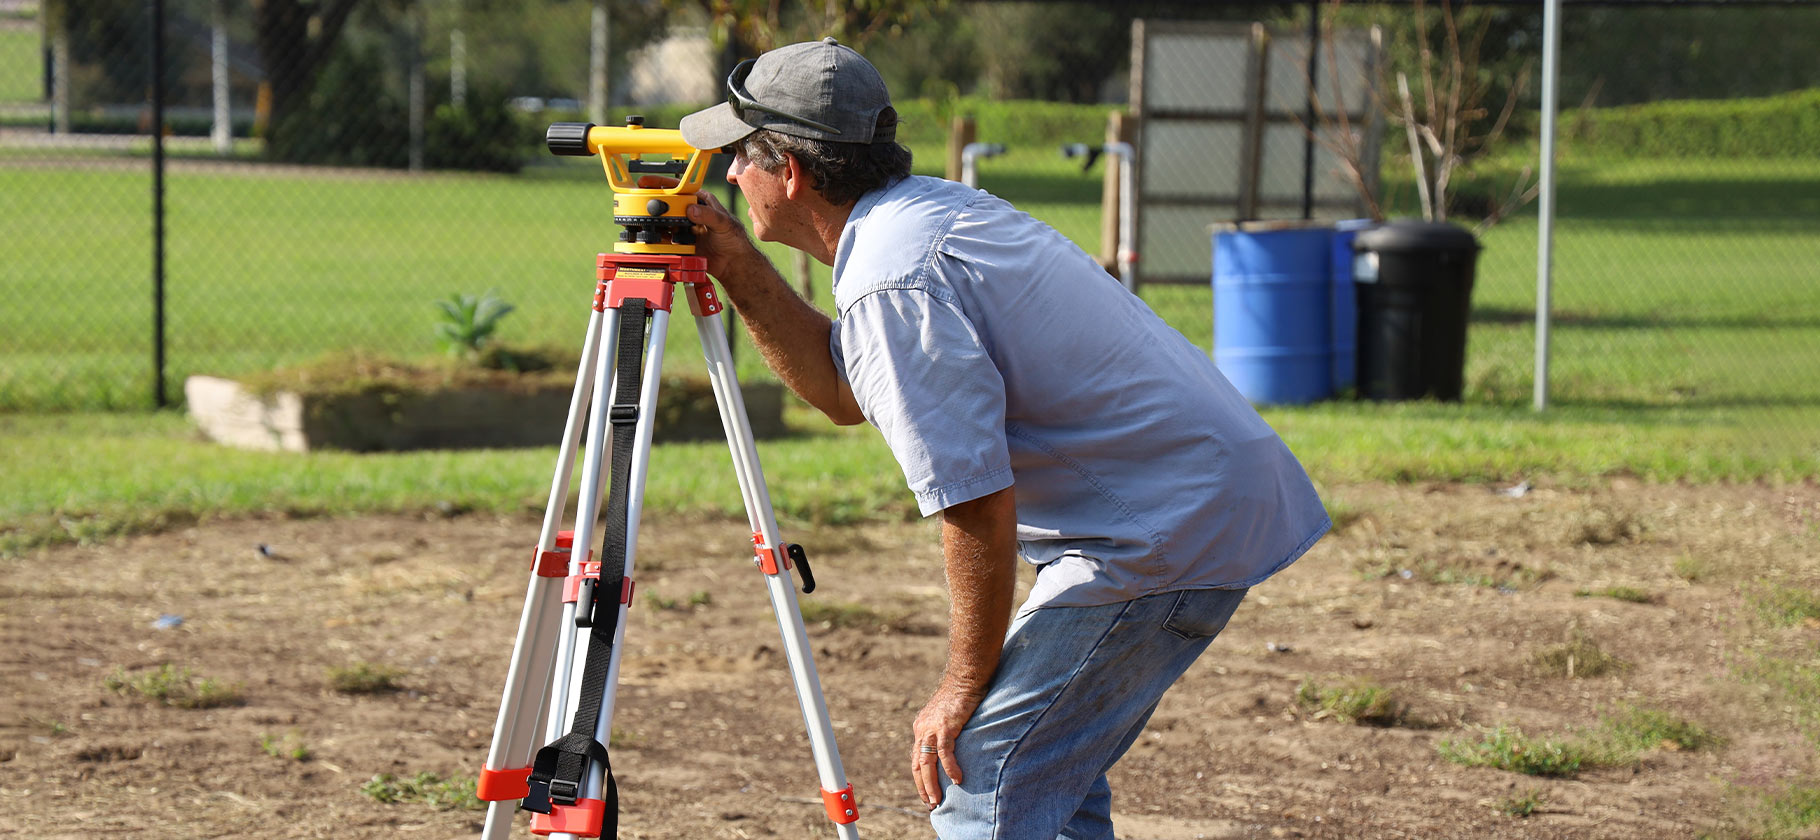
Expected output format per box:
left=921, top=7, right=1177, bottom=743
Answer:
left=259, top=731, right=313, bottom=761
left=1574, top=585, right=1657, bottom=604
left=643, top=591, right=679, bottom=611
left=360, top=771, right=485, bottom=811
left=1295, top=678, right=1407, bottom=726
left=1754, top=585, right=1820, bottom=628
left=1439, top=724, right=1591, bottom=777
left=1530, top=636, right=1629, bottom=679
left=435, top=289, right=516, bottom=359
left=1672, top=553, right=1710, bottom=583
left=687, top=589, right=713, bottom=607
left=799, top=600, right=893, bottom=630
left=1601, top=704, right=1717, bottom=754
left=104, top=664, right=242, bottom=709
left=1757, top=781, right=1820, bottom=839
left=327, top=662, right=407, bottom=694
left=1497, top=788, right=1546, bottom=817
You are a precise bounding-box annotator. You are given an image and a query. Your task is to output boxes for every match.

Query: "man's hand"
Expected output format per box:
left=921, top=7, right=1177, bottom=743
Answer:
left=911, top=487, right=1018, bottom=810
left=683, top=189, right=766, bottom=283
left=912, top=683, right=985, bottom=810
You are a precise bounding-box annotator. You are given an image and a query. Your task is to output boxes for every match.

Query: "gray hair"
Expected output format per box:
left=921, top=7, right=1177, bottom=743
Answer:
left=736, top=108, right=913, bottom=206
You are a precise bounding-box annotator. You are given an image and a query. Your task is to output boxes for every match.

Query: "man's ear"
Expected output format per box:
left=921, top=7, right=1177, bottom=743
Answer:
left=781, top=152, right=812, bottom=201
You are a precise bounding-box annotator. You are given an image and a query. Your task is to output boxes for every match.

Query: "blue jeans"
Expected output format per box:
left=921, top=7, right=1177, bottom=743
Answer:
left=930, top=587, right=1249, bottom=840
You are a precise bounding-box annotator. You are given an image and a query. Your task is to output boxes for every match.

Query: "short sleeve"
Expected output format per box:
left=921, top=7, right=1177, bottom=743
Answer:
left=836, top=288, right=1013, bottom=516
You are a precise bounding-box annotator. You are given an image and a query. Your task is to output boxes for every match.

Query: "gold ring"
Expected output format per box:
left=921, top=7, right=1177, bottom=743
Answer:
left=919, top=745, right=938, bottom=754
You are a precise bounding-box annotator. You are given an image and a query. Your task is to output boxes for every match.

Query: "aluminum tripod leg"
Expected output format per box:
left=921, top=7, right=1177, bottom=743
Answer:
left=478, top=299, right=617, bottom=840
left=690, top=282, right=860, bottom=837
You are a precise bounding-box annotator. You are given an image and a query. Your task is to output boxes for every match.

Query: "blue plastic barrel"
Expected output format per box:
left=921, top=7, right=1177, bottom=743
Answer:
left=1212, top=227, right=1334, bottom=405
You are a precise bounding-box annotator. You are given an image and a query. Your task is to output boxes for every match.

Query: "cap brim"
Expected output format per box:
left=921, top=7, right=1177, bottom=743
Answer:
left=679, top=103, right=758, bottom=151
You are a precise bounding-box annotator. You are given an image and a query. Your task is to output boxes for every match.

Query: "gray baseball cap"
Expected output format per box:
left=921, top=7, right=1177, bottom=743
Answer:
left=680, top=37, right=895, bottom=150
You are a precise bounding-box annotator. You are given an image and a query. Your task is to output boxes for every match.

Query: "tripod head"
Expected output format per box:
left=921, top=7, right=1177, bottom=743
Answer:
left=547, top=118, right=716, bottom=255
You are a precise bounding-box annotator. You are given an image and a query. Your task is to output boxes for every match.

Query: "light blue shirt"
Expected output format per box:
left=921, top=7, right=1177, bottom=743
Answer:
left=829, top=176, right=1329, bottom=613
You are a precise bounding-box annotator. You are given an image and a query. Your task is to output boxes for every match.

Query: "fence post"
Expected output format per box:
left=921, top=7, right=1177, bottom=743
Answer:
left=1099, top=111, right=1132, bottom=275
left=151, top=0, right=167, bottom=408
left=946, top=115, right=975, bottom=182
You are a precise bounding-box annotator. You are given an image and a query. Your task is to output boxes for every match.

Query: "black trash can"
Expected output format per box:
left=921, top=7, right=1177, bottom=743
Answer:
left=1351, top=221, right=1482, bottom=401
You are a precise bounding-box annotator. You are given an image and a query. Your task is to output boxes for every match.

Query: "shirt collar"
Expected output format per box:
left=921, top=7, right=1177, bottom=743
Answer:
left=832, top=175, right=909, bottom=290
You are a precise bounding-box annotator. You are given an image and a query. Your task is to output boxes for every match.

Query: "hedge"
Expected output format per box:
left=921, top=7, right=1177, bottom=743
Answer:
left=1568, top=88, right=1820, bottom=159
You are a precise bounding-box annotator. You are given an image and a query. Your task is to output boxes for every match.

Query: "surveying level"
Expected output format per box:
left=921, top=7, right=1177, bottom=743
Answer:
left=546, top=118, right=716, bottom=255
left=475, top=117, right=862, bottom=840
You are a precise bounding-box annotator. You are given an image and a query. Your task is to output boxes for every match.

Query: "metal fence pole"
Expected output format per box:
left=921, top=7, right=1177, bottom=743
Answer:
left=1534, top=0, right=1562, bottom=412
left=151, top=0, right=168, bottom=409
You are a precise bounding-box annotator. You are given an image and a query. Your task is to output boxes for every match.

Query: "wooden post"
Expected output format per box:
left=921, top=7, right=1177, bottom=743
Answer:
left=946, top=115, right=975, bottom=182
left=1238, top=22, right=1271, bottom=221
left=795, top=251, right=814, bottom=303
left=1099, top=111, right=1132, bottom=274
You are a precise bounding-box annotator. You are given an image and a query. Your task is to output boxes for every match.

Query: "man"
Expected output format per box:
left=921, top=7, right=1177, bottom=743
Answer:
left=676, top=37, right=1329, bottom=840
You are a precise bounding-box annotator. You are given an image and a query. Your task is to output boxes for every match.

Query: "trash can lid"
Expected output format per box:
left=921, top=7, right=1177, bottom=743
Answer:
left=1355, top=220, right=1480, bottom=253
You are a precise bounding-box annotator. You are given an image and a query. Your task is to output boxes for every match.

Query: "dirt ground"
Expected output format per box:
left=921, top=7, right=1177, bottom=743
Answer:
left=5, top=478, right=1819, bottom=839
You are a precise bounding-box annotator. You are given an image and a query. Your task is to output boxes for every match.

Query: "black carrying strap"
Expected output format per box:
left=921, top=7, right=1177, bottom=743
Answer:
left=523, top=298, right=649, bottom=830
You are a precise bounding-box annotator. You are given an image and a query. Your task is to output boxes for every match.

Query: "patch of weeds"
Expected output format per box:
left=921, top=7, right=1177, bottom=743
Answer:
left=643, top=592, right=679, bottom=610
left=608, top=727, right=638, bottom=748
left=1496, top=788, right=1547, bottom=817
left=25, top=717, right=72, bottom=737
left=1566, top=504, right=1646, bottom=546
left=1294, top=677, right=1408, bottom=726
left=1753, top=585, right=1820, bottom=628
left=360, top=771, right=484, bottom=811
left=1673, top=553, right=1710, bottom=583
left=1323, top=498, right=1368, bottom=534
left=327, top=662, right=407, bottom=694
left=104, top=664, right=242, bottom=709
left=1438, top=724, right=1592, bottom=777
left=643, top=590, right=713, bottom=611
left=799, top=599, right=895, bottom=630
left=1755, top=781, right=1820, bottom=840
left=1574, top=585, right=1658, bottom=605
left=1530, top=635, right=1630, bottom=679
left=259, top=731, right=313, bottom=761
left=1601, top=704, right=1718, bottom=754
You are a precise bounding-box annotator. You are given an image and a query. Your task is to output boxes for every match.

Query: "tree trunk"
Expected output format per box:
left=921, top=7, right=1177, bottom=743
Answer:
left=253, top=0, right=362, bottom=153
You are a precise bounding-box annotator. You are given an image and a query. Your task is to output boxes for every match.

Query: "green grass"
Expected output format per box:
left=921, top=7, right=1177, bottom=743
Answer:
left=359, top=771, right=485, bottom=811
left=1439, top=724, right=1593, bottom=777
left=104, top=664, right=243, bottom=709
left=1294, top=677, right=1408, bottom=726
left=0, top=27, right=39, bottom=103
left=326, top=662, right=408, bottom=694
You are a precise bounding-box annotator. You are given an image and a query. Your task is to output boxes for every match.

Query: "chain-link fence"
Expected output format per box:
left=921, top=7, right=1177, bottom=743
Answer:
left=4, top=1, right=1816, bottom=436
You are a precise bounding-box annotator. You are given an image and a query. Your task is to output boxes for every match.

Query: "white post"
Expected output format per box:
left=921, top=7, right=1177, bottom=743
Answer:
left=451, top=28, right=467, bottom=111
left=408, top=2, right=425, bottom=172
left=50, top=14, right=70, bottom=135
left=1533, top=0, right=1562, bottom=412
left=589, top=1, right=609, bottom=126
left=210, top=0, right=231, bottom=154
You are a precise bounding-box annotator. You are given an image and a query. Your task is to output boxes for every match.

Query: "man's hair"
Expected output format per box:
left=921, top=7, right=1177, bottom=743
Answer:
left=736, top=107, right=914, bottom=206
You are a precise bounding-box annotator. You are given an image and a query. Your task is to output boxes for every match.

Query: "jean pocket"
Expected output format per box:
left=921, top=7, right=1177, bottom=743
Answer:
left=1161, top=588, right=1248, bottom=640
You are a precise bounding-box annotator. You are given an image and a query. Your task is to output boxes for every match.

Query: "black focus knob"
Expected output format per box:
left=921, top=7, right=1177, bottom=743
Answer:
left=625, top=115, right=645, bottom=127
left=646, top=199, right=669, bottom=217
left=547, top=122, right=595, bottom=156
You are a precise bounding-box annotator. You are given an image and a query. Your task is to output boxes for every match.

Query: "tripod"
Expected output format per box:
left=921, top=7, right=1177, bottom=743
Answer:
left=474, top=122, right=862, bottom=839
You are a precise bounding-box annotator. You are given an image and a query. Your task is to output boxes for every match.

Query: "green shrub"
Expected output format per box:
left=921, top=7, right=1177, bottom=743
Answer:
left=327, top=662, right=407, bottom=694
left=1571, top=89, right=1820, bottom=158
